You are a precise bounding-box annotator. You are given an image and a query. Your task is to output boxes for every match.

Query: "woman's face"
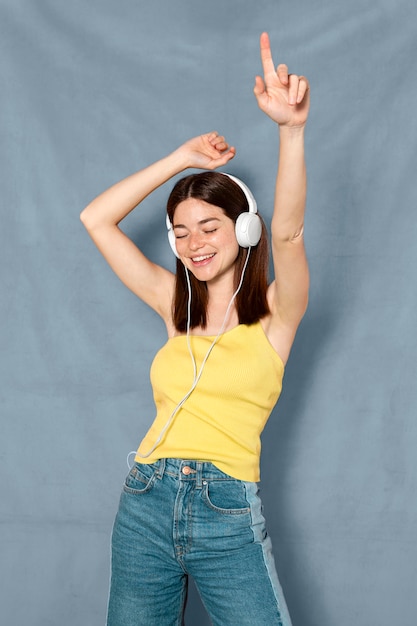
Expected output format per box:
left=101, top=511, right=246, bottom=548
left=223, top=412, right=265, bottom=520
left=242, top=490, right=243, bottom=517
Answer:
left=172, top=198, right=239, bottom=284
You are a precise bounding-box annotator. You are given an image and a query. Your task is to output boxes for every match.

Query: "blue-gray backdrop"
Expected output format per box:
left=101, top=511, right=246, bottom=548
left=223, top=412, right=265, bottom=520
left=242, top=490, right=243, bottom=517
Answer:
left=1, top=1, right=417, bottom=624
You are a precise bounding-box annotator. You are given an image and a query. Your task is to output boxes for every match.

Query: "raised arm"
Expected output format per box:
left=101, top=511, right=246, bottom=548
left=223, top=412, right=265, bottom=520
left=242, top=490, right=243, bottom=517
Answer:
left=254, top=32, right=310, bottom=360
left=80, top=133, right=235, bottom=324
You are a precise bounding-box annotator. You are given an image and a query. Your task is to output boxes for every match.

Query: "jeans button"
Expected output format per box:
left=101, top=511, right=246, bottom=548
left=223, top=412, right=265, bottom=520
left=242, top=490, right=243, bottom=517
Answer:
left=182, top=466, right=192, bottom=475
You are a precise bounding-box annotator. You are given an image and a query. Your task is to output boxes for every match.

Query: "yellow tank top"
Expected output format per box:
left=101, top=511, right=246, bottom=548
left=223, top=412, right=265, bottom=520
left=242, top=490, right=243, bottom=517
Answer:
left=135, top=321, right=284, bottom=481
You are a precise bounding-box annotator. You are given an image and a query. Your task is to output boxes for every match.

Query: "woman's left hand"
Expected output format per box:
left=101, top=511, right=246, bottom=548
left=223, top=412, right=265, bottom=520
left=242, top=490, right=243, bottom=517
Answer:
left=253, top=32, right=310, bottom=128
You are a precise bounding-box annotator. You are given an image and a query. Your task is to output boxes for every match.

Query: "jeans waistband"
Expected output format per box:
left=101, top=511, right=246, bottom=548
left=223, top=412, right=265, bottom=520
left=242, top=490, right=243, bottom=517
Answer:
left=149, top=458, right=239, bottom=487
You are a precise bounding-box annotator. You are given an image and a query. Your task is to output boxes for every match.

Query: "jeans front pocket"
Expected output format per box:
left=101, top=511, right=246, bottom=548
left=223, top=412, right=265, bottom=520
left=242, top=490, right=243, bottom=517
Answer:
left=123, top=462, right=157, bottom=495
left=202, top=479, right=251, bottom=515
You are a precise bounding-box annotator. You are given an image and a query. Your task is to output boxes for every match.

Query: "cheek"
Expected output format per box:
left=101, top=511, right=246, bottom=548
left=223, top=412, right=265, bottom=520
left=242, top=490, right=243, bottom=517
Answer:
left=223, top=231, right=240, bottom=256
left=212, top=234, right=239, bottom=260
left=216, top=225, right=238, bottom=248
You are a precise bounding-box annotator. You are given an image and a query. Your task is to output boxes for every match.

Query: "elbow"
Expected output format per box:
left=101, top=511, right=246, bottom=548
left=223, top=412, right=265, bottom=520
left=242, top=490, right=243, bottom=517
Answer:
left=79, top=207, right=90, bottom=228
left=79, top=206, right=99, bottom=232
left=271, top=219, right=304, bottom=244
left=291, top=224, right=304, bottom=241
left=288, top=226, right=305, bottom=244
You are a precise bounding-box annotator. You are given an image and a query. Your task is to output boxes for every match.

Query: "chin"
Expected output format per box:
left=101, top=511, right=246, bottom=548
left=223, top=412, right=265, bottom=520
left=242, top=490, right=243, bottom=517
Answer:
left=188, top=267, right=215, bottom=282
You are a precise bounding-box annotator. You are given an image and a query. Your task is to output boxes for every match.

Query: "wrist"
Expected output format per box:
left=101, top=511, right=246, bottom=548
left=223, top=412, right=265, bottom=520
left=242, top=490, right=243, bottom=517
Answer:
left=166, top=146, right=192, bottom=172
left=278, top=125, right=306, bottom=151
left=278, top=124, right=306, bottom=138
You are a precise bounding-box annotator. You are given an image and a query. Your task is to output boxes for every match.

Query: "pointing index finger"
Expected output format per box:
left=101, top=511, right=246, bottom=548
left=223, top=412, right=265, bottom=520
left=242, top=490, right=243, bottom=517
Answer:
left=259, top=32, right=276, bottom=78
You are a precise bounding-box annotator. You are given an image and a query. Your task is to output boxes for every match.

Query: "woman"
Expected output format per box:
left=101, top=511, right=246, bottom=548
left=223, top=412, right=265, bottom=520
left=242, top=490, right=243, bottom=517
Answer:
left=81, top=32, right=309, bottom=626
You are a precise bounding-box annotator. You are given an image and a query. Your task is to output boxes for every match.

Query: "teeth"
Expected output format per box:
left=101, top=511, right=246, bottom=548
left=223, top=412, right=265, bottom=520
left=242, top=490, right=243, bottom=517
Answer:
left=192, top=254, right=214, bottom=262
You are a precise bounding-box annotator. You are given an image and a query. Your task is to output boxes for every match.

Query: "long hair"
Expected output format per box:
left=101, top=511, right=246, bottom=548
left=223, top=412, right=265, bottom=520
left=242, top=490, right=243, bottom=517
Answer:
left=167, top=171, right=270, bottom=331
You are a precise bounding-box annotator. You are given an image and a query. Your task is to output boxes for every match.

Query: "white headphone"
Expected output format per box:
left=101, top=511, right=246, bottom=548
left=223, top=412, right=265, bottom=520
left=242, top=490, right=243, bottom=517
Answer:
left=166, top=172, right=262, bottom=258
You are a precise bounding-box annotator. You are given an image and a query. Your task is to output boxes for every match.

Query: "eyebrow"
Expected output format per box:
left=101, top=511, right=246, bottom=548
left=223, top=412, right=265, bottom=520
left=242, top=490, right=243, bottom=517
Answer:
left=173, top=217, right=221, bottom=230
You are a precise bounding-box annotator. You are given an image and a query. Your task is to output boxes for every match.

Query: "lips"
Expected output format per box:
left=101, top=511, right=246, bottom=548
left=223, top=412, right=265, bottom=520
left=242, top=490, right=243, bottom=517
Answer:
left=190, top=253, right=215, bottom=265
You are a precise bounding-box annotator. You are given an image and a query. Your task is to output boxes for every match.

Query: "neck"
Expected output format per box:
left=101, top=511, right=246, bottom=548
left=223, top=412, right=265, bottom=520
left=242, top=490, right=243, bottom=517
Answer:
left=206, top=280, right=235, bottom=304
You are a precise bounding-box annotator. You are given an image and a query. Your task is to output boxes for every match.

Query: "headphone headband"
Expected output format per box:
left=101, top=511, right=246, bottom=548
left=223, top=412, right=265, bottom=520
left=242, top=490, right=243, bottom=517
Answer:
left=219, top=172, right=257, bottom=214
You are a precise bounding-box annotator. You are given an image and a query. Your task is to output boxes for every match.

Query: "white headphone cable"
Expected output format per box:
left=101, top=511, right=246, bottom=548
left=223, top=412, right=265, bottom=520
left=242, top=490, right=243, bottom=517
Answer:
left=135, top=247, right=252, bottom=460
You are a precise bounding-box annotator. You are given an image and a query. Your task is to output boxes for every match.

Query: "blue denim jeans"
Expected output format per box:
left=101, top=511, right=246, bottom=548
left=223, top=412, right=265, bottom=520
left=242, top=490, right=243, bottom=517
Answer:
left=107, top=458, right=292, bottom=626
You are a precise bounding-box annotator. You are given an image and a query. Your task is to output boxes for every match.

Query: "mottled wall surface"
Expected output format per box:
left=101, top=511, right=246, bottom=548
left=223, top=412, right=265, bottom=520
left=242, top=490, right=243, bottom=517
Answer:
left=1, top=1, right=416, bottom=624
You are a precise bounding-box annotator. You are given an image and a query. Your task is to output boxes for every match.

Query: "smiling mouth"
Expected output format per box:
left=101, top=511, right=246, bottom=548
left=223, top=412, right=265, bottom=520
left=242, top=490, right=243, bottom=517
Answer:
left=190, top=253, right=215, bottom=264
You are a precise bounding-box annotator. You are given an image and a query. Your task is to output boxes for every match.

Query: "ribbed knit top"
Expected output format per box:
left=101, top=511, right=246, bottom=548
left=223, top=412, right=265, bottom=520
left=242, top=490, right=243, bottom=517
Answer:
left=135, top=322, right=284, bottom=481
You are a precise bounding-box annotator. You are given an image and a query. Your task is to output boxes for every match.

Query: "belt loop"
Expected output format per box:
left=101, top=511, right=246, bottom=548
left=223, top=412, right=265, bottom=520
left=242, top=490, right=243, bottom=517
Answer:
left=196, top=461, right=203, bottom=488
left=155, top=458, right=166, bottom=479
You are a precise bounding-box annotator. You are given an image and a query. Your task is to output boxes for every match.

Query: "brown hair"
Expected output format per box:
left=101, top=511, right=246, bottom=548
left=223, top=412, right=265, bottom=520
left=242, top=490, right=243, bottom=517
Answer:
left=167, top=171, right=270, bottom=331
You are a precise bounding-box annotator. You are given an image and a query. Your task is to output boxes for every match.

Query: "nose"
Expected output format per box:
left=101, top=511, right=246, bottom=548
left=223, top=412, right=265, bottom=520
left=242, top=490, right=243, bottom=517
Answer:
left=188, top=232, right=205, bottom=251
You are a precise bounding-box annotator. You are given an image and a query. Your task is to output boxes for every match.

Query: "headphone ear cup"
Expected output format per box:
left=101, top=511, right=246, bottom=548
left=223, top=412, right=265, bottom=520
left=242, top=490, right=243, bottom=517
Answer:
left=166, top=215, right=180, bottom=258
left=168, top=228, right=180, bottom=259
left=235, top=212, right=262, bottom=248
left=167, top=227, right=179, bottom=258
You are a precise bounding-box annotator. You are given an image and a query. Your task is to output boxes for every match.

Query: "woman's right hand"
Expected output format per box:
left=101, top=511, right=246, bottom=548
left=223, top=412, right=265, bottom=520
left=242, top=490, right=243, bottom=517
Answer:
left=176, top=132, right=236, bottom=170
